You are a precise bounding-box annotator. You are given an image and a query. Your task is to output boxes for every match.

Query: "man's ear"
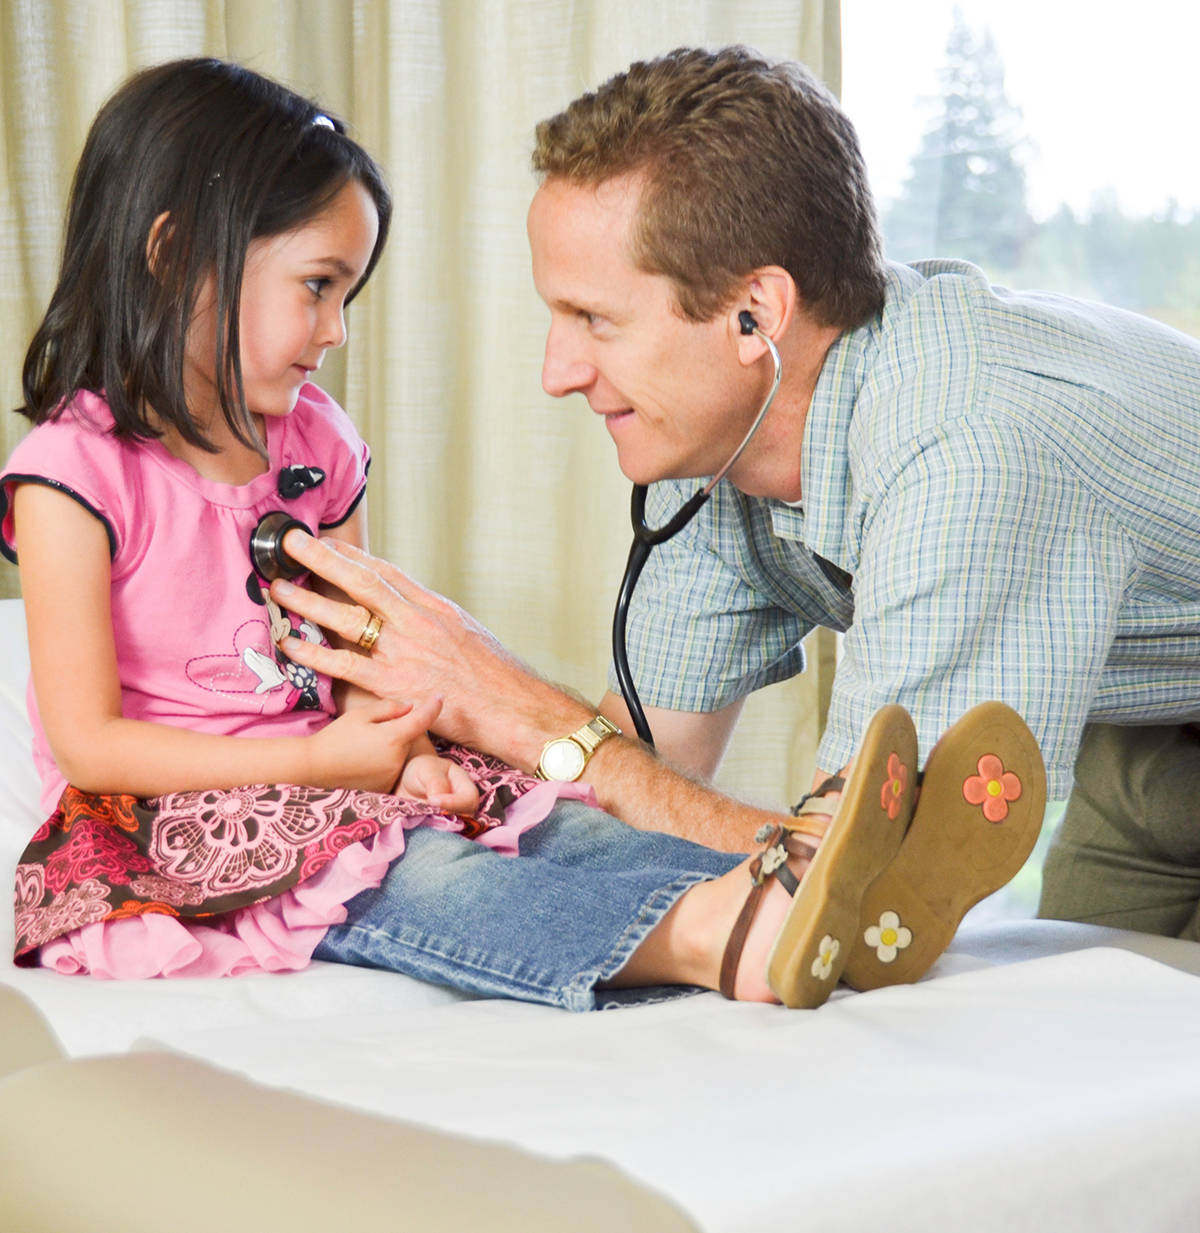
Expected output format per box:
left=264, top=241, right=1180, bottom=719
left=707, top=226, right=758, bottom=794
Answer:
left=732, top=266, right=797, bottom=364
left=145, top=211, right=172, bottom=277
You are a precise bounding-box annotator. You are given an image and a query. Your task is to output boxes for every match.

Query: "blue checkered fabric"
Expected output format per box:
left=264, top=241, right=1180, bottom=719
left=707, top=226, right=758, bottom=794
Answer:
left=614, top=260, right=1200, bottom=798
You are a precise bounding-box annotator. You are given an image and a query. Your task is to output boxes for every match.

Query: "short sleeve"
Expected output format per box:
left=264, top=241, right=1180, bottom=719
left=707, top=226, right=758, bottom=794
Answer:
left=283, top=384, right=370, bottom=529
left=1, top=401, right=123, bottom=563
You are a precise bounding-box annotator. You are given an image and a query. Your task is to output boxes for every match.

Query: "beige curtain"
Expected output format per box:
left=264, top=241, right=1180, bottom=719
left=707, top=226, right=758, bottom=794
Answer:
left=0, top=0, right=840, bottom=810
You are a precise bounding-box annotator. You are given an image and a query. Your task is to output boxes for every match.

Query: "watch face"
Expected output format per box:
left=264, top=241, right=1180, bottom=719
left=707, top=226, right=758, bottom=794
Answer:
left=542, top=738, right=586, bottom=781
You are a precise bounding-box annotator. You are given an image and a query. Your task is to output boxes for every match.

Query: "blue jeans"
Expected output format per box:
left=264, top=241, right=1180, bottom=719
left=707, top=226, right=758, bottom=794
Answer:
left=314, top=800, right=742, bottom=1011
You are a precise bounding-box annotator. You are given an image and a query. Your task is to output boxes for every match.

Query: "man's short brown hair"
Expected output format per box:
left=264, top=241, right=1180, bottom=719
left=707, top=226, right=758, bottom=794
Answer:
left=532, top=46, right=885, bottom=329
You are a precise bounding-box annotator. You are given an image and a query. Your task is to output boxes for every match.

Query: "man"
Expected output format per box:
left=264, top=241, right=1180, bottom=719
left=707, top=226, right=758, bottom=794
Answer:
left=277, top=46, right=1200, bottom=944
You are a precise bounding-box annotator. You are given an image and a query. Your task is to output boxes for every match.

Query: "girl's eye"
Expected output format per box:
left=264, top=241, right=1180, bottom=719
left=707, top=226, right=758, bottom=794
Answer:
left=305, top=277, right=330, bottom=298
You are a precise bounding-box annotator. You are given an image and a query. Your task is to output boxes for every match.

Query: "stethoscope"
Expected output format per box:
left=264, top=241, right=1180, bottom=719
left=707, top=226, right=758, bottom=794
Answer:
left=248, top=310, right=782, bottom=750
left=249, top=466, right=327, bottom=582
left=613, top=310, right=783, bottom=746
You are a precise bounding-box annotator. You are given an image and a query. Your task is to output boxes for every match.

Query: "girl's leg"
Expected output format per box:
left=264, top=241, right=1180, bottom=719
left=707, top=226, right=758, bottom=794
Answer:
left=603, top=848, right=807, bottom=1002
left=319, top=696, right=939, bottom=1010
left=515, top=797, right=823, bottom=1000
left=317, top=703, right=922, bottom=1011
left=314, top=800, right=742, bottom=1011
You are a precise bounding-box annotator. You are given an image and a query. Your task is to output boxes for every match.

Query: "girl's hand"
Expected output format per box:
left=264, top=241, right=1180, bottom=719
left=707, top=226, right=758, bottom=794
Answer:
left=308, top=696, right=443, bottom=794
left=397, top=753, right=480, bottom=815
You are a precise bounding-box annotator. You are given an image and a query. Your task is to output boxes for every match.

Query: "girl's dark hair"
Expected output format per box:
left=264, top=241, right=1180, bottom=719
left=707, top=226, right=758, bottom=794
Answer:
left=20, top=57, right=392, bottom=453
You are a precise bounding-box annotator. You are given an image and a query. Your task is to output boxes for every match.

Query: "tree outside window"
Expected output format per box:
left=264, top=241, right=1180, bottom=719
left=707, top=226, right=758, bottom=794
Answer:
left=848, top=4, right=1200, bottom=339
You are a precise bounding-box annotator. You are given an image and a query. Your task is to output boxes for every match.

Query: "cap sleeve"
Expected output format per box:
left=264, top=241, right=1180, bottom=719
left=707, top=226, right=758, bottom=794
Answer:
left=283, top=384, right=370, bottom=529
left=1, top=395, right=126, bottom=563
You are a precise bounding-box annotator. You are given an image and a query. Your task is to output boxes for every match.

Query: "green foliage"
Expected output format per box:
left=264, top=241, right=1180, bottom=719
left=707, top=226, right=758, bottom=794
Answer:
left=1013, top=199, right=1200, bottom=336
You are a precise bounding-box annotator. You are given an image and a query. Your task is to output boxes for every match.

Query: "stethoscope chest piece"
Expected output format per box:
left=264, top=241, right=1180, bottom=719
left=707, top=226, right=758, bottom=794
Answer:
left=249, top=511, right=311, bottom=581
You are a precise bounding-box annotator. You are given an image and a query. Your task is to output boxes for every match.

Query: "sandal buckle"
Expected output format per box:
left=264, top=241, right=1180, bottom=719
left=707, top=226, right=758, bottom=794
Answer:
left=759, top=843, right=788, bottom=879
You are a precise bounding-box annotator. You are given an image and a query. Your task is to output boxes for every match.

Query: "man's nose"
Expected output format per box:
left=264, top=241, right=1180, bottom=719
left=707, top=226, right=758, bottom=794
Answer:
left=541, top=323, right=594, bottom=398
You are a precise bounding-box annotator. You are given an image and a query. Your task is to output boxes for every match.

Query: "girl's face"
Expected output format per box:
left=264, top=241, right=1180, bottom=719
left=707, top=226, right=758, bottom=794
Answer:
left=185, top=178, right=380, bottom=424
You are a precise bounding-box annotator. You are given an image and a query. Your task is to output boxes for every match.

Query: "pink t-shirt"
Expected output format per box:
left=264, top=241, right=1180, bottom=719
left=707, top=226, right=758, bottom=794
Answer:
left=4, top=389, right=590, bottom=981
left=1, top=386, right=369, bottom=815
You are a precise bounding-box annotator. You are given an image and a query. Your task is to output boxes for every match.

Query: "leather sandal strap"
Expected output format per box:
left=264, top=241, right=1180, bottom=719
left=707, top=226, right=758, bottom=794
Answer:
left=790, top=775, right=845, bottom=816
left=718, top=823, right=818, bottom=1000
left=719, top=880, right=766, bottom=999
left=789, top=775, right=845, bottom=840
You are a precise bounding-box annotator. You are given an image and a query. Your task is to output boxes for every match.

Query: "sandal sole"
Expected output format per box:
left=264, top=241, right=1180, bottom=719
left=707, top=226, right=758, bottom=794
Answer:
left=841, top=701, right=1046, bottom=991
left=766, top=704, right=919, bottom=1009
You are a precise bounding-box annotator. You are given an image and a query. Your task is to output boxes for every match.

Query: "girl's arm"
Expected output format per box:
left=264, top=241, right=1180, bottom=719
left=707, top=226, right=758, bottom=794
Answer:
left=14, top=484, right=432, bottom=798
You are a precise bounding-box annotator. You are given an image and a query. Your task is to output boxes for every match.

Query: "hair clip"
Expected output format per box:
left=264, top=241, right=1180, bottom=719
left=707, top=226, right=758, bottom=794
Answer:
left=312, top=113, right=335, bottom=130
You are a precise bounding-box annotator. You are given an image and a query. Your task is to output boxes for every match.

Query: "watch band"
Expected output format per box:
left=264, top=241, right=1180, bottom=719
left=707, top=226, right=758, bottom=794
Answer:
left=534, top=715, right=621, bottom=781
left=573, top=715, right=621, bottom=757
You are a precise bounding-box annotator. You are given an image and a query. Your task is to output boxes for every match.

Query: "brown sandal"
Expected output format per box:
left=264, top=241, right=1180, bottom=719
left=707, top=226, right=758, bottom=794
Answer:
left=841, top=700, right=1046, bottom=991
left=718, top=704, right=920, bottom=1009
left=717, top=816, right=823, bottom=999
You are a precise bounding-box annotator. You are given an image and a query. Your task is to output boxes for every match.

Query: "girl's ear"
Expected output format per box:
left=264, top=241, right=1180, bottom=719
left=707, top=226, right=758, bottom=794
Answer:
left=732, top=266, right=797, bottom=366
left=145, top=211, right=172, bottom=278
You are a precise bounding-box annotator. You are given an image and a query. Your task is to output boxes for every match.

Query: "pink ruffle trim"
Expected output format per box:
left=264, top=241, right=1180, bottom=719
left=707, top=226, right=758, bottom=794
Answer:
left=37, top=780, right=594, bottom=980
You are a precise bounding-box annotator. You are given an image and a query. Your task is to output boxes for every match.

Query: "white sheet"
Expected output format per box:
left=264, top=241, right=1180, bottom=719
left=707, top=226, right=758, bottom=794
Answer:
left=3, top=597, right=1199, bottom=1232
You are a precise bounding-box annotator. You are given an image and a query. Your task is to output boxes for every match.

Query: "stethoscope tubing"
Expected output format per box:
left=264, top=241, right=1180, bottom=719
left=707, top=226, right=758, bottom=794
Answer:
left=614, top=326, right=783, bottom=746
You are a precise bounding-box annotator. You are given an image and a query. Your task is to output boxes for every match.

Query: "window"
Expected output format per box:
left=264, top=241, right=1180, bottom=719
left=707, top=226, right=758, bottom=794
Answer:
left=841, top=2, right=1200, bottom=918
left=843, top=0, right=1200, bottom=338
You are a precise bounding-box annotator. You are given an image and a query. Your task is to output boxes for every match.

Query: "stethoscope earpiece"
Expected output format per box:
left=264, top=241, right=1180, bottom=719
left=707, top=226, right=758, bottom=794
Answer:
left=249, top=511, right=311, bottom=582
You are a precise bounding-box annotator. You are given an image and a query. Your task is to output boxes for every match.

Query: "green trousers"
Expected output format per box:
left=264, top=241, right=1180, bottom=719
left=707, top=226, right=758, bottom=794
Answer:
left=1040, top=722, right=1200, bottom=941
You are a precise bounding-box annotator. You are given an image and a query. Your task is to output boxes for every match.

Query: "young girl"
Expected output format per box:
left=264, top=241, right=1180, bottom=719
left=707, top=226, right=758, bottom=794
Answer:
left=1, top=57, right=940, bottom=1009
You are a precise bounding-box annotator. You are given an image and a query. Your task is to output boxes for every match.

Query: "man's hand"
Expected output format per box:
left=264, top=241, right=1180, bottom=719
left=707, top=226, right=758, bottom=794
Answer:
left=269, top=533, right=783, bottom=854
left=270, top=532, right=589, bottom=769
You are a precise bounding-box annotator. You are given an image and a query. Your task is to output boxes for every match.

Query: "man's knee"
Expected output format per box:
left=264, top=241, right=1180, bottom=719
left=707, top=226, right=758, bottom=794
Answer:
left=1072, top=723, right=1200, bottom=863
left=1041, top=723, right=1200, bottom=936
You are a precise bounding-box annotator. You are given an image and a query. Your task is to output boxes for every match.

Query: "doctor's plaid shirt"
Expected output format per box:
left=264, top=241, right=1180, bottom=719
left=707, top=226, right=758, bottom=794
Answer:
left=616, top=260, right=1200, bottom=798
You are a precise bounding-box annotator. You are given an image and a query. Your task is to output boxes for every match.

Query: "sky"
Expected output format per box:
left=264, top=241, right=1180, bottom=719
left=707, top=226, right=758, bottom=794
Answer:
left=841, top=0, right=1200, bottom=220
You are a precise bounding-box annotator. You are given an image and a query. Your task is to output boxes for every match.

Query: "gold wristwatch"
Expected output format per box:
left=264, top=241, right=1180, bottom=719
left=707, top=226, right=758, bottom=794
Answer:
left=535, top=716, right=621, bottom=782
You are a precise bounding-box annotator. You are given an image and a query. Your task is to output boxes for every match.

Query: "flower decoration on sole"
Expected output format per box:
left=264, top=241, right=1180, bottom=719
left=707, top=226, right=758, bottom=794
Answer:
left=962, top=754, right=1023, bottom=822
left=811, top=935, right=841, bottom=981
left=881, top=753, right=909, bottom=820
left=841, top=701, right=1046, bottom=992
left=863, top=910, right=913, bottom=963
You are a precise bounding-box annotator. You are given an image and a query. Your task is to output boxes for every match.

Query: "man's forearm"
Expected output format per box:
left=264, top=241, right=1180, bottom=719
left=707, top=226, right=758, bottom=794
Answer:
left=505, top=685, right=784, bottom=852
left=580, top=737, right=787, bottom=853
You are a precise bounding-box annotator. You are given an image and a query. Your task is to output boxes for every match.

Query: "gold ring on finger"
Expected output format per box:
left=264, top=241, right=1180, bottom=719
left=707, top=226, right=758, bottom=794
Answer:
left=356, top=612, right=384, bottom=653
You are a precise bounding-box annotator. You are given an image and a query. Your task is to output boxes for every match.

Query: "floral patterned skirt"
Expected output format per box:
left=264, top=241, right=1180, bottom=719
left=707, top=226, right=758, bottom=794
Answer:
left=13, top=743, right=539, bottom=964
